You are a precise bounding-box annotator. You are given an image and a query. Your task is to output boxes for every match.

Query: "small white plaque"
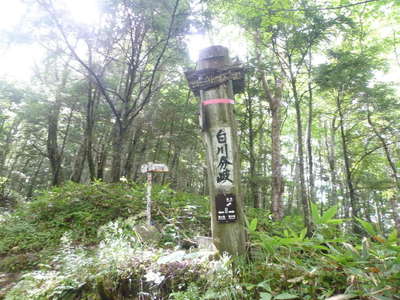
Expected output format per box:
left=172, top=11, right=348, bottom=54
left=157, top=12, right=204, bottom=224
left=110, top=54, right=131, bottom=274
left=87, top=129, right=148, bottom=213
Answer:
left=141, top=162, right=169, bottom=173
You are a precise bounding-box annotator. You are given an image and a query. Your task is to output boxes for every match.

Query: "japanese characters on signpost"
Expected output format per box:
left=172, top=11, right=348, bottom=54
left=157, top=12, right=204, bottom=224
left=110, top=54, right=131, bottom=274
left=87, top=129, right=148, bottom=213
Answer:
left=185, top=45, right=247, bottom=256
left=141, top=162, right=169, bottom=226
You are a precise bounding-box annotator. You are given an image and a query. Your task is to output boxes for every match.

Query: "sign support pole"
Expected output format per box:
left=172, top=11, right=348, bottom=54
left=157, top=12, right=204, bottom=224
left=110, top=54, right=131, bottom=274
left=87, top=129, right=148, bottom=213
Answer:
left=186, top=46, right=247, bottom=256
left=146, top=172, right=153, bottom=226
left=141, top=162, right=169, bottom=226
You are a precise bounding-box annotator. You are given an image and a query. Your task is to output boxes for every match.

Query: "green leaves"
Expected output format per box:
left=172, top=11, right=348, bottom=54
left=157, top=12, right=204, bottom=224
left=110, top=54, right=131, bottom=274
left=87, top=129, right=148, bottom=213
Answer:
left=311, top=202, right=344, bottom=227
left=387, top=229, right=398, bottom=243
left=274, top=293, right=298, bottom=299
left=311, top=202, right=320, bottom=224
left=260, top=293, right=272, bottom=300
left=320, top=205, right=339, bottom=224
left=356, top=218, right=377, bottom=236
left=249, top=218, right=258, bottom=231
left=259, top=292, right=298, bottom=300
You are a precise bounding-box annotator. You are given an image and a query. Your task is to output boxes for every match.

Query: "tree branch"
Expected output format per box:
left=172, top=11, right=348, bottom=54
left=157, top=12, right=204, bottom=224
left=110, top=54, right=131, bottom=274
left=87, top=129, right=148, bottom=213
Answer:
left=268, top=0, right=379, bottom=13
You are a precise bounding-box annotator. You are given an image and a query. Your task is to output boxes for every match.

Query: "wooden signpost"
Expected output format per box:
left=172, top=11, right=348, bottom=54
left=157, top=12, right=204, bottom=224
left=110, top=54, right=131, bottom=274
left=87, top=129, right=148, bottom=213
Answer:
left=141, top=162, right=169, bottom=226
left=185, top=46, right=246, bottom=256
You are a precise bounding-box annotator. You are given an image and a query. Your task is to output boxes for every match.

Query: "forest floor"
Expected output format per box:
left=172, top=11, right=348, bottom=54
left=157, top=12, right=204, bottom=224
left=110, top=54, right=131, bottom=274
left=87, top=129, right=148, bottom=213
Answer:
left=0, top=182, right=399, bottom=299
left=0, top=273, right=20, bottom=298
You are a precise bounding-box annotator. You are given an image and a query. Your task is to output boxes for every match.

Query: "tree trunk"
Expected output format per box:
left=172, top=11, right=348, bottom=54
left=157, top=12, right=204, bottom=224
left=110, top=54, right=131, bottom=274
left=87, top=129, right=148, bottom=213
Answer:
left=26, top=157, right=44, bottom=198
left=47, top=102, right=63, bottom=186
left=306, top=50, right=315, bottom=204
left=245, top=93, right=260, bottom=208
left=367, top=106, right=400, bottom=237
left=45, top=62, right=71, bottom=186
left=287, top=149, right=298, bottom=215
left=95, top=129, right=111, bottom=180
left=86, top=87, right=97, bottom=181
left=324, top=119, right=338, bottom=207
left=306, top=81, right=315, bottom=203
left=124, top=126, right=141, bottom=181
left=70, top=139, right=87, bottom=183
left=336, top=92, right=359, bottom=233
left=259, top=71, right=284, bottom=218
left=0, top=119, right=20, bottom=176
left=269, top=83, right=284, bottom=220
left=111, top=124, right=126, bottom=182
left=255, top=38, right=284, bottom=217
left=291, top=77, right=312, bottom=236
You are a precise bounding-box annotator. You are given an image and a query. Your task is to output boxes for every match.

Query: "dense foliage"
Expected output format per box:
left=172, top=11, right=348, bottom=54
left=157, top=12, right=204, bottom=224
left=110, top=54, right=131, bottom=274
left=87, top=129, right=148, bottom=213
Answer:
left=1, top=0, right=400, bottom=298
left=0, top=182, right=399, bottom=299
left=0, top=182, right=209, bottom=273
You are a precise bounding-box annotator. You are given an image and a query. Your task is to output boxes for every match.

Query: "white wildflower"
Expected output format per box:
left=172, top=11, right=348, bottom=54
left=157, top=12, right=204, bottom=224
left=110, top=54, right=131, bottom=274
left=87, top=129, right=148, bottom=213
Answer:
left=144, top=270, right=165, bottom=285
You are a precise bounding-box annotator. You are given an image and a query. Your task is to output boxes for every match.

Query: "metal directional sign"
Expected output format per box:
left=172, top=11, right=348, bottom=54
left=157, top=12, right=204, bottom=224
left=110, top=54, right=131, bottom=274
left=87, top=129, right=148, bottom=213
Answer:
left=141, top=162, right=169, bottom=174
left=215, top=194, right=237, bottom=223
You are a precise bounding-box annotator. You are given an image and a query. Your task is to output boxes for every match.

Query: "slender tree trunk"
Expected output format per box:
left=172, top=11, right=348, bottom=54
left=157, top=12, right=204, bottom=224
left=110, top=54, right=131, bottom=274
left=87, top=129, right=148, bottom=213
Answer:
left=306, top=74, right=315, bottom=203
left=152, top=122, right=168, bottom=162
left=97, top=144, right=108, bottom=181
left=287, top=149, right=298, bottom=215
left=86, top=83, right=97, bottom=181
left=255, top=38, right=283, bottom=216
left=245, top=93, right=260, bottom=208
left=47, top=101, right=63, bottom=186
left=374, top=196, right=383, bottom=232
left=16, top=157, right=33, bottom=192
left=269, top=83, right=284, bottom=219
left=390, top=196, right=400, bottom=237
left=291, top=77, right=312, bottom=235
left=70, top=138, right=87, bottom=183
left=95, top=128, right=111, bottom=180
left=259, top=67, right=284, bottom=218
left=6, top=140, right=27, bottom=182
left=325, top=119, right=338, bottom=207
left=133, top=143, right=147, bottom=182
left=26, top=157, right=44, bottom=198
left=336, top=92, right=359, bottom=232
left=162, top=121, right=178, bottom=185
left=162, top=140, right=173, bottom=185
left=124, top=126, right=142, bottom=180
left=111, top=123, right=127, bottom=182
left=362, top=192, right=372, bottom=222
left=367, top=106, right=400, bottom=237
left=45, top=61, right=72, bottom=186
left=0, top=119, right=20, bottom=176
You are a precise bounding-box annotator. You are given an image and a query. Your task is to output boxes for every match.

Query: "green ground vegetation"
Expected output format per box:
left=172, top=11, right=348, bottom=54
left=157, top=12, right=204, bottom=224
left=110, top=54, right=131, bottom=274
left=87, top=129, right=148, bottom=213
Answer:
left=0, top=182, right=398, bottom=299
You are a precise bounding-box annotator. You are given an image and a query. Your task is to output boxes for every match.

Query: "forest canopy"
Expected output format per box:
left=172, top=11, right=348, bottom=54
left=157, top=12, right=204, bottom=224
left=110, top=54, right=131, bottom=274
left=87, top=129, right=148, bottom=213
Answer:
left=0, top=0, right=400, bottom=298
left=1, top=0, right=398, bottom=230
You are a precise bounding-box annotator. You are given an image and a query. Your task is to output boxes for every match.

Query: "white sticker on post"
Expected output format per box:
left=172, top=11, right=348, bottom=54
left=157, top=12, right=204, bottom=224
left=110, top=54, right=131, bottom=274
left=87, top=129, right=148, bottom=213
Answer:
left=212, top=127, right=234, bottom=187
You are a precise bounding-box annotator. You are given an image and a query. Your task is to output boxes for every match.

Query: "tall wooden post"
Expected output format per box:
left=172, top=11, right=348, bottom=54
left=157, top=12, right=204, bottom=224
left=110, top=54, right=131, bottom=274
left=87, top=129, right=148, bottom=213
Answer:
left=146, top=172, right=153, bottom=226
left=186, top=45, right=246, bottom=256
left=141, top=162, right=169, bottom=226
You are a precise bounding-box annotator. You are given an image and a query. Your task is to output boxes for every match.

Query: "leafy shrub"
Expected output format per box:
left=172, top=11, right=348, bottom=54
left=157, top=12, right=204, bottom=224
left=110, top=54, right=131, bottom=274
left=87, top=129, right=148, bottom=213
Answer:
left=0, top=182, right=145, bottom=257
left=0, top=181, right=210, bottom=273
left=242, top=208, right=400, bottom=299
left=150, top=184, right=210, bottom=246
left=5, top=219, right=236, bottom=300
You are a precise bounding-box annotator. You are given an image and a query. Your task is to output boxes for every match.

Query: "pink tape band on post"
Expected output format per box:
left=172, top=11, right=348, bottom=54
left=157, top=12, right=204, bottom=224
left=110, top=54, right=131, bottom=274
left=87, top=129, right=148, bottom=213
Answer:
left=202, top=98, right=234, bottom=105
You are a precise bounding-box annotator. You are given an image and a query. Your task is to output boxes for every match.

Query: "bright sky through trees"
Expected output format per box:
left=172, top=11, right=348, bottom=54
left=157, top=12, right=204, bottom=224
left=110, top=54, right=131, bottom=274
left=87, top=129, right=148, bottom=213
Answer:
left=0, top=0, right=100, bottom=81
left=0, top=0, right=397, bottom=85
left=185, top=24, right=248, bottom=61
left=0, top=0, right=250, bottom=81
